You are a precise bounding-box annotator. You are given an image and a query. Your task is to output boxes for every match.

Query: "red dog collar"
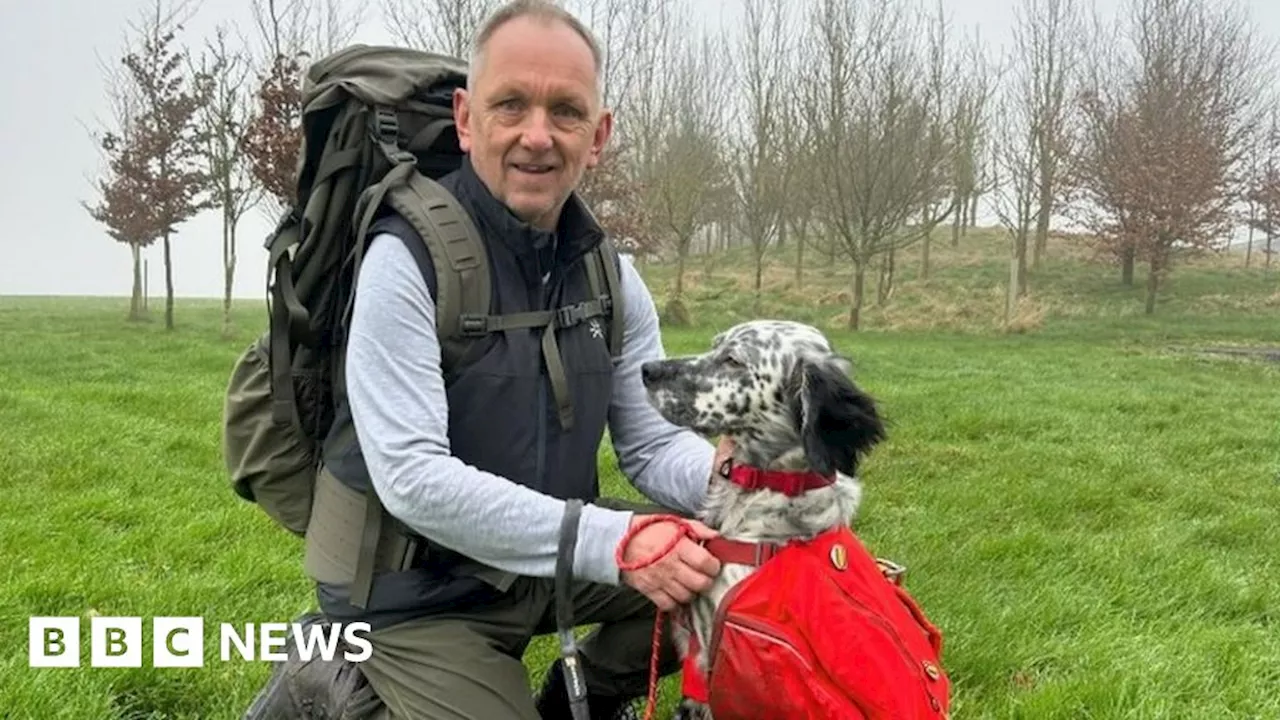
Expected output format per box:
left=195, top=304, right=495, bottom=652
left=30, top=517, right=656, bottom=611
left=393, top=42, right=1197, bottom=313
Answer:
left=721, top=460, right=837, bottom=496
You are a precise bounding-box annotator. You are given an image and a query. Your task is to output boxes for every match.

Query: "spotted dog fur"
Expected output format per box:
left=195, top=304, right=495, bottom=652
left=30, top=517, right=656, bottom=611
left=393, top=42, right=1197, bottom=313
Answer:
left=640, top=320, right=887, bottom=720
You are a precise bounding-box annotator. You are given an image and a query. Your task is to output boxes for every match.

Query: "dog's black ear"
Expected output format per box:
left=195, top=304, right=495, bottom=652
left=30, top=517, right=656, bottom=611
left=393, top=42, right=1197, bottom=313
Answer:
left=798, top=357, right=886, bottom=476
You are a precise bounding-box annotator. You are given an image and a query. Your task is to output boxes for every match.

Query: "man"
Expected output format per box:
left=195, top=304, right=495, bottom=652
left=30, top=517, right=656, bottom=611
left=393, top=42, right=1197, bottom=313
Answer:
left=320, top=2, right=729, bottom=718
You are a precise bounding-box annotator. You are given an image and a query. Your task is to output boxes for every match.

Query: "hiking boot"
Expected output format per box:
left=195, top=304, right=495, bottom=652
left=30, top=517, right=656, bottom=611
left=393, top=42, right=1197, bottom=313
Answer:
left=240, top=613, right=383, bottom=720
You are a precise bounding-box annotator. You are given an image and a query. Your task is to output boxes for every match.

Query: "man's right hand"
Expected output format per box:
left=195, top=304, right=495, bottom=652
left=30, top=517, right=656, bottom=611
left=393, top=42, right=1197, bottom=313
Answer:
left=618, top=516, right=722, bottom=611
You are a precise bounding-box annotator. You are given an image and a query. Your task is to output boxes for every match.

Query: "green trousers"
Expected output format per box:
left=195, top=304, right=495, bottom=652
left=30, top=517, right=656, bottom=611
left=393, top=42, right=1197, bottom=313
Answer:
left=359, top=499, right=683, bottom=720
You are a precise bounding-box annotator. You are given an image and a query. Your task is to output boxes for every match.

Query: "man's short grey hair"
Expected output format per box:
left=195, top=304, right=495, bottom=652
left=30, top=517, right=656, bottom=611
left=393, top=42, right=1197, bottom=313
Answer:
left=467, top=0, right=605, bottom=103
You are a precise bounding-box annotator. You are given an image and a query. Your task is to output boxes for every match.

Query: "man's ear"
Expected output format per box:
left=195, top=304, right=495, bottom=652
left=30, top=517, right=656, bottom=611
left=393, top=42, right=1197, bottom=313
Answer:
left=586, top=107, right=613, bottom=169
left=798, top=358, right=886, bottom=477
left=453, top=88, right=473, bottom=153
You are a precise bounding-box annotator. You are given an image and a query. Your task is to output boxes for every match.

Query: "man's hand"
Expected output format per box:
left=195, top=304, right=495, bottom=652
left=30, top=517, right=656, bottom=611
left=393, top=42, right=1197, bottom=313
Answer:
left=618, top=516, right=722, bottom=611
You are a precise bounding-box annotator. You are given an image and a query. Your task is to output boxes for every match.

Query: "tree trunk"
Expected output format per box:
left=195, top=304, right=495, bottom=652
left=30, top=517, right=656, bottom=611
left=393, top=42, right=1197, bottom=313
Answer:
left=923, top=230, right=933, bottom=280
left=130, top=244, right=144, bottom=321
left=877, top=248, right=895, bottom=306
left=674, top=241, right=688, bottom=299
left=1016, top=226, right=1029, bottom=298
left=1121, top=244, right=1135, bottom=286
left=1033, top=186, right=1051, bottom=270
left=223, top=211, right=236, bottom=338
left=1246, top=205, right=1255, bottom=268
left=163, top=233, right=175, bottom=330
left=967, top=193, right=978, bottom=234
left=754, top=246, right=764, bottom=315
left=847, top=262, right=865, bottom=330
left=1006, top=253, right=1019, bottom=326
left=1145, top=257, right=1160, bottom=315
left=794, top=219, right=807, bottom=286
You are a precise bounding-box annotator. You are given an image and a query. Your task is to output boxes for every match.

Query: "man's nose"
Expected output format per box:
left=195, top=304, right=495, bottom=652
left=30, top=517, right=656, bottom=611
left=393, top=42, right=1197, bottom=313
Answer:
left=519, top=108, right=554, bottom=152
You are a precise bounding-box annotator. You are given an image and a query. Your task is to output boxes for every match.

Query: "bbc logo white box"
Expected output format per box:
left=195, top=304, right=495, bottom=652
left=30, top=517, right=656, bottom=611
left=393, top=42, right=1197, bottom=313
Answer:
left=29, top=617, right=80, bottom=667
left=91, top=617, right=142, bottom=668
left=153, top=617, right=204, bottom=667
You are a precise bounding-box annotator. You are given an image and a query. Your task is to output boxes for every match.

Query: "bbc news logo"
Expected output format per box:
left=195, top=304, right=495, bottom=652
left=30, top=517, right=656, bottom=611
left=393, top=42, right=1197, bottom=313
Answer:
left=28, top=616, right=372, bottom=668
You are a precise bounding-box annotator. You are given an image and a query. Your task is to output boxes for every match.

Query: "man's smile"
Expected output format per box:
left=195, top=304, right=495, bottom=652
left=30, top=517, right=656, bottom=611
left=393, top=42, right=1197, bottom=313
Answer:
left=511, top=163, right=556, bottom=175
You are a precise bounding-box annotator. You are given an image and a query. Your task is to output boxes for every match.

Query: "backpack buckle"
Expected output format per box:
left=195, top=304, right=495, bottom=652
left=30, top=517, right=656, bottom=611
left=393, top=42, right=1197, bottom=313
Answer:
left=556, top=303, right=588, bottom=328
left=371, top=106, right=416, bottom=166
left=459, top=314, right=488, bottom=337
left=373, top=106, right=399, bottom=145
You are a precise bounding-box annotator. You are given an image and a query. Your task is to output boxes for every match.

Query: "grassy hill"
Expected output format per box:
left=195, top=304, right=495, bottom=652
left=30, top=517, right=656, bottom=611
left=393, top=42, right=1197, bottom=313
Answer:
left=637, top=226, right=1280, bottom=341
left=2, top=225, right=1278, bottom=719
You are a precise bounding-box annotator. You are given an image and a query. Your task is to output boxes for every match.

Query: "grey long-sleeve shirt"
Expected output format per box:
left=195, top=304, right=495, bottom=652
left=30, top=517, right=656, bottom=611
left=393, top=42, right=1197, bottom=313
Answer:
left=343, top=232, right=717, bottom=587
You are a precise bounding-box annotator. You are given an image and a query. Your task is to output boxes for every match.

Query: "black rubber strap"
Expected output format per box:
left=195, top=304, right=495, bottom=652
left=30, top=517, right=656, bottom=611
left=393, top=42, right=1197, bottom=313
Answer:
left=556, top=500, right=590, bottom=720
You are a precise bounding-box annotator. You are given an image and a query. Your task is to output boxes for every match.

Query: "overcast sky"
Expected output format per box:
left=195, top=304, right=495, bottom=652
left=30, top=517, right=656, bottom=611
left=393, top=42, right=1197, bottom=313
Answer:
left=2, top=0, right=1278, bottom=299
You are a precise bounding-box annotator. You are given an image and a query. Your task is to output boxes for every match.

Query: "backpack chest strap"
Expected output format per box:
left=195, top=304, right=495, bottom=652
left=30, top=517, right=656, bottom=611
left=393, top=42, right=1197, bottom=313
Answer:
left=457, top=294, right=614, bottom=432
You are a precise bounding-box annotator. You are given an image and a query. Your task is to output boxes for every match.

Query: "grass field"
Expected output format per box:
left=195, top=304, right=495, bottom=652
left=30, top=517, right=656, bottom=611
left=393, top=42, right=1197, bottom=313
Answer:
left=2, top=231, right=1279, bottom=719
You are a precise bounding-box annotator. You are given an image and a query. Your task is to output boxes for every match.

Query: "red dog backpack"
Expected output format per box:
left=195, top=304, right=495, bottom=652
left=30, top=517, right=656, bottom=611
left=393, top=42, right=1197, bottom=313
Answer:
left=681, top=525, right=952, bottom=720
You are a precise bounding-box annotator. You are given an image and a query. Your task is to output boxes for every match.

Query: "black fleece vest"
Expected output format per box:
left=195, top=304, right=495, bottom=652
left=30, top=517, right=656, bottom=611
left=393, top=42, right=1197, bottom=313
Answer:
left=316, top=159, right=619, bottom=627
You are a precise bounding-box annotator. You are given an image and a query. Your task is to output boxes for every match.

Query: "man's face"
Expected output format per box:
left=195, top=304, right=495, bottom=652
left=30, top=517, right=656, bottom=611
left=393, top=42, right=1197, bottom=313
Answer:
left=453, top=16, right=613, bottom=230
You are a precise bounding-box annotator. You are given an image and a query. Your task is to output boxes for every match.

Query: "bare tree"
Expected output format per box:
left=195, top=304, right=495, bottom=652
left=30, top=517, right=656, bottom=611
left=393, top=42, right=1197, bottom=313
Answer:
left=570, top=0, right=671, bottom=123
left=730, top=0, right=791, bottom=314
left=990, top=85, right=1041, bottom=313
left=579, top=0, right=684, bottom=268
left=1071, top=0, right=1273, bottom=313
left=913, top=3, right=986, bottom=290
left=990, top=0, right=1081, bottom=299
left=646, top=28, right=731, bottom=307
left=192, top=24, right=264, bottom=337
left=945, top=32, right=996, bottom=254
left=243, top=0, right=364, bottom=217
left=1246, top=108, right=1280, bottom=270
left=251, top=0, right=363, bottom=62
left=381, top=0, right=497, bottom=56
left=572, top=0, right=684, bottom=264
left=802, top=0, right=957, bottom=329
left=775, top=81, right=820, bottom=286
left=1018, top=0, right=1083, bottom=272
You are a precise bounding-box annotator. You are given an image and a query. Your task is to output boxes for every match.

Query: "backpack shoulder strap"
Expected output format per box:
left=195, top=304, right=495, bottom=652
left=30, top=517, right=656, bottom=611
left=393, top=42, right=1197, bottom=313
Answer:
left=585, top=236, right=625, bottom=360
left=380, top=171, right=491, bottom=370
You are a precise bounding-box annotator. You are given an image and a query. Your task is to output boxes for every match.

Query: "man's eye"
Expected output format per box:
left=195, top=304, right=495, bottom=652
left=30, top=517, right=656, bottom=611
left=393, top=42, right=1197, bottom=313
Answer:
left=554, top=104, right=584, bottom=119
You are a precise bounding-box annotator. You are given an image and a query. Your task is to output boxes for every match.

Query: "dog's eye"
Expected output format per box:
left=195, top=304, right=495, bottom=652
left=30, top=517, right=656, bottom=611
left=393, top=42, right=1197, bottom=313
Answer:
left=723, top=355, right=745, bottom=368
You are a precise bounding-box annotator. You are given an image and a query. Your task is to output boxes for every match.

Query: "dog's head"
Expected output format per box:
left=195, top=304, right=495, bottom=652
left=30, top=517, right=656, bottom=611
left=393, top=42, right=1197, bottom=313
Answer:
left=641, top=320, right=885, bottom=476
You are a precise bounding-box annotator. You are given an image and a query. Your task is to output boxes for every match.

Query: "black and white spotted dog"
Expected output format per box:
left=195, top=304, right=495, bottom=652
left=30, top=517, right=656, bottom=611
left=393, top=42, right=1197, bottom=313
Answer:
left=640, top=319, right=887, bottom=719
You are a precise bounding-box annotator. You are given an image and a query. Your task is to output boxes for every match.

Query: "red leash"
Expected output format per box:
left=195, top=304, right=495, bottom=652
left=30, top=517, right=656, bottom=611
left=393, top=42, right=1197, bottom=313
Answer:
left=615, top=514, right=701, bottom=720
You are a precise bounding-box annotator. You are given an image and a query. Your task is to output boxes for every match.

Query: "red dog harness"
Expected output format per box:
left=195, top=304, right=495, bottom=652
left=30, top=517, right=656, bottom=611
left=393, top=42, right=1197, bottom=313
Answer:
left=619, top=464, right=952, bottom=720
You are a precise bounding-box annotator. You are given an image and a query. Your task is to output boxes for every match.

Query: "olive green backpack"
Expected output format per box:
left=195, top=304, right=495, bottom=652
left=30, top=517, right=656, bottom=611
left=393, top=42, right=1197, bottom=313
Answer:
left=221, top=44, right=623, bottom=540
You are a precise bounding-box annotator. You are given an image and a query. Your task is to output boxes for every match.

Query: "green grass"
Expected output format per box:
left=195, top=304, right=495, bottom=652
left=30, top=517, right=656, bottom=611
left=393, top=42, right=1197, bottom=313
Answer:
left=3, top=232, right=1279, bottom=718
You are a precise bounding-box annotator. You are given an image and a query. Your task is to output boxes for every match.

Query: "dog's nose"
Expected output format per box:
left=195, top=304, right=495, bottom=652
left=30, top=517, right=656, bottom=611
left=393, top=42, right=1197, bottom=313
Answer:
left=641, top=361, right=668, bottom=385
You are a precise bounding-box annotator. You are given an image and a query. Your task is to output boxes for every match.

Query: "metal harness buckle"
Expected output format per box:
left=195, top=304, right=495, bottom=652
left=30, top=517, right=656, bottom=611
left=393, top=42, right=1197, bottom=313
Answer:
left=876, top=557, right=907, bottom=585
